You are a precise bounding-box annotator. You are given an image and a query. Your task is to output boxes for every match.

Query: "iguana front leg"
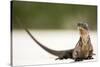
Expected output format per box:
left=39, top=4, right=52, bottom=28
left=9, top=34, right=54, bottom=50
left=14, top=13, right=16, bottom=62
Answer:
left=55, top=57, right=65, bottom=60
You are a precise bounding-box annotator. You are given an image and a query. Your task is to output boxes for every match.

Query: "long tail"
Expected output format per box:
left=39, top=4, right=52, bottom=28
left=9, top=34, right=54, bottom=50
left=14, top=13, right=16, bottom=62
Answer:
left=25, top=28, right=67, bottom=57
left=15, top=16, right=73, bottom=58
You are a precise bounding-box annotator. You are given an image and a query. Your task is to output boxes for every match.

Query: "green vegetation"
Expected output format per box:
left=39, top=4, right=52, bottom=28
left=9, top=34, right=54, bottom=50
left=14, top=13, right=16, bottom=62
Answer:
left=12, top=1, right=97, bottom=30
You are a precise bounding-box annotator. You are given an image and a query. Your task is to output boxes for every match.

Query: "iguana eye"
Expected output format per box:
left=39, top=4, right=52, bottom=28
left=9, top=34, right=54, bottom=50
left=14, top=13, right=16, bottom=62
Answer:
left=77, top=22, right=88, bottom=30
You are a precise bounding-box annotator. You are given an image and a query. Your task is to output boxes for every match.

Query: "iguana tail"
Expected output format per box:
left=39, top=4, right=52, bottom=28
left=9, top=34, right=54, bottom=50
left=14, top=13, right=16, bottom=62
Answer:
left=15, top=16, right=73, bottom=58
left=25, top=28, right=73, bottom=58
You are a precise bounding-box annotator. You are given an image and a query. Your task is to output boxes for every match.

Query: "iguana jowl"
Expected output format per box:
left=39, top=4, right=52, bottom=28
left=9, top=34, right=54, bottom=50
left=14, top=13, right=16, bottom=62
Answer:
left=25, top=23, right=94, bottom=61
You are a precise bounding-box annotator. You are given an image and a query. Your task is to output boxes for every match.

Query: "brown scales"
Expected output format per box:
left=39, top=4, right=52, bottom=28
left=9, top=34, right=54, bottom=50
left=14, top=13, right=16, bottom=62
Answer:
left=24, top=22, right=94, bottom=61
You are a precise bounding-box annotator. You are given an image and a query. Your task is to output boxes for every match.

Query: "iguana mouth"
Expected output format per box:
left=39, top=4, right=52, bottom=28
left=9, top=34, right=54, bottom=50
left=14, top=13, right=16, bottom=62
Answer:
left=77, top=23, right=89, bottom=36
left=78, top=27, right=87, bottom=35
left=77, top=22, right=88, bottom=30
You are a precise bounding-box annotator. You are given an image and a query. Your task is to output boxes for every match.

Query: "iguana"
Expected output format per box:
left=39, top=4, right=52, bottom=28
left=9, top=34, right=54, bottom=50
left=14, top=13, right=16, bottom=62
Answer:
left=72, top=23, right=94, bottom=61
left=24, top=22, right=94, bottom=61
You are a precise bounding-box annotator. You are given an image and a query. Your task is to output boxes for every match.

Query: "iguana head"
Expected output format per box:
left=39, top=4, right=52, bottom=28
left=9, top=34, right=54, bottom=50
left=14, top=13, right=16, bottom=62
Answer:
left=77, top=22, right=89, bottom=37
left=77, top=22, right=88, bottom=30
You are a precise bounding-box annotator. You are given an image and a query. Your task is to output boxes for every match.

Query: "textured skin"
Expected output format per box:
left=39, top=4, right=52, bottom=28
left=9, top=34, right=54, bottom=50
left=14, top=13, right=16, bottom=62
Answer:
left=25, top=23, right=94, bottom=61
left=16, top=15, right=94, bottom=61
left=73, top=23, right=94, bottom=61
left=25, top=28, right=74, bottom=60
left=73, top=37, right=93, bottom=61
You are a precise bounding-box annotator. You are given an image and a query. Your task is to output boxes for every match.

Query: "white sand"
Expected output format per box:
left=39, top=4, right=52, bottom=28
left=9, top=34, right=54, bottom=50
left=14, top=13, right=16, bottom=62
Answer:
left=12, top=30, right=97, bottom=66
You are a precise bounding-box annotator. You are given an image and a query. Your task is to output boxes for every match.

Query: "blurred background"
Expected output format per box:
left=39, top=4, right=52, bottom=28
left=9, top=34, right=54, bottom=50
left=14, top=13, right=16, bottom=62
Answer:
left=11, top=1, right=97, bottom=66
left=12, top=1, right=97, bottom=30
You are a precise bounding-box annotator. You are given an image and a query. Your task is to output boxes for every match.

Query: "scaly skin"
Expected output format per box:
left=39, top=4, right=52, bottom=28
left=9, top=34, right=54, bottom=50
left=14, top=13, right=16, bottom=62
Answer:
left=73, top=23, right=93, bottom=61
left=25, top=23, right=94, bottom=61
